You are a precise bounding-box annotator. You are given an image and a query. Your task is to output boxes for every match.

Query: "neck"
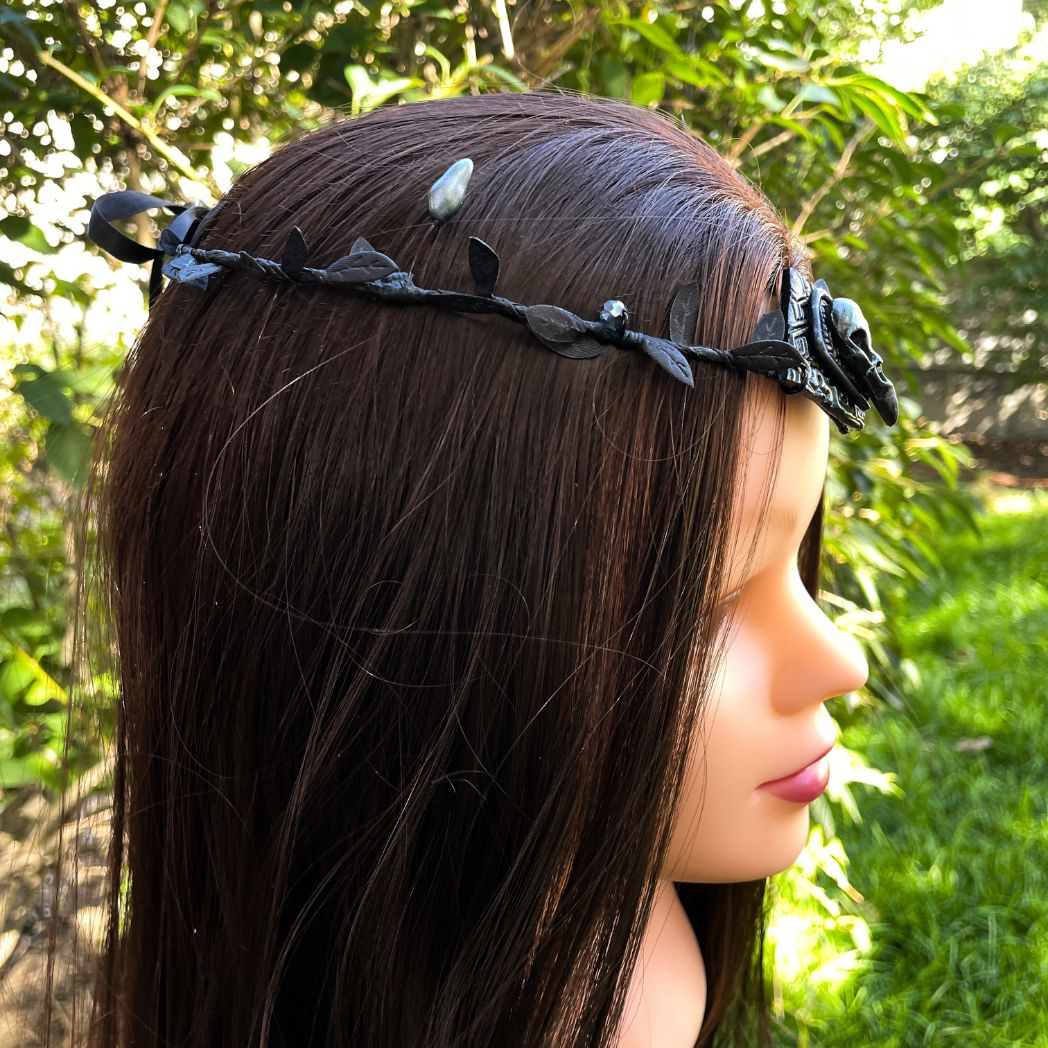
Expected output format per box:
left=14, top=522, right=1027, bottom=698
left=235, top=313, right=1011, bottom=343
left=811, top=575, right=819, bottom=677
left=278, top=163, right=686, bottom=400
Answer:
left=614, top=880, right=706, bottom=1047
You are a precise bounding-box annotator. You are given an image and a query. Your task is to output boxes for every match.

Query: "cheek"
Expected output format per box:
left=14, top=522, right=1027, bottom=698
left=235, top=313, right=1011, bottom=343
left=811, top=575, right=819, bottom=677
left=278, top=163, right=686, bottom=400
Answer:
left=661, top=624, right=811, bottom=883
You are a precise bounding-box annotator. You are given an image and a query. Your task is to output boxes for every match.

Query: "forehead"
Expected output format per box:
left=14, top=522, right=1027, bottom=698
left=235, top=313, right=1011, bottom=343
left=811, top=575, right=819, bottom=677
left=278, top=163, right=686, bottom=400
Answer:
left=723, top=380, right=829, bottom=590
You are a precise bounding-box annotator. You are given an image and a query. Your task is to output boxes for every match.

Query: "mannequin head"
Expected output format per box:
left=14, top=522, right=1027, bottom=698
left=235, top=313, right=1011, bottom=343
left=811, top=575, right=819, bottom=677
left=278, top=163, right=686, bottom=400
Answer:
left=53, top=92, right=866, bottom=1048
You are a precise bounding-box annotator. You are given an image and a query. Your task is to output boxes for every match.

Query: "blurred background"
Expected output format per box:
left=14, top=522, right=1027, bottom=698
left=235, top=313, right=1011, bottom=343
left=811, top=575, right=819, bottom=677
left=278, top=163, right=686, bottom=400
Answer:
left=1, top=1, right=1045, bottom=1044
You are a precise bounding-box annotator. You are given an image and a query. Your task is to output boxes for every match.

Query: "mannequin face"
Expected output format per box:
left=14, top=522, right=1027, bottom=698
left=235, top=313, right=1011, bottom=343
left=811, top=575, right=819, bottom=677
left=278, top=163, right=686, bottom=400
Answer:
left=662, top=380, right=870, bottom=883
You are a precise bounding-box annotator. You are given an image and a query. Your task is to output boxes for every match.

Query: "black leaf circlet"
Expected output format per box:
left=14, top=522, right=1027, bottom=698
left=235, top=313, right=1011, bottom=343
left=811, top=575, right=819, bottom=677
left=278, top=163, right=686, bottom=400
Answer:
left=83, top=158, right=899, bottom=435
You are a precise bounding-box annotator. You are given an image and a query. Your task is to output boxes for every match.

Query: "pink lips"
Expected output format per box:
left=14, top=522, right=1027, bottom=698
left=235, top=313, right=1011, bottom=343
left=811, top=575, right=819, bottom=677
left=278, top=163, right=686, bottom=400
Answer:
left=758, top=744, right=834, bottom=803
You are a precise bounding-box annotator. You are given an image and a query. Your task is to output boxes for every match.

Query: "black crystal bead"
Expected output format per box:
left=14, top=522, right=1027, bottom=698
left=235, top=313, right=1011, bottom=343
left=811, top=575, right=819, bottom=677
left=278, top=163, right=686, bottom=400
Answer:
left=599, top=299, right=630, bottom=337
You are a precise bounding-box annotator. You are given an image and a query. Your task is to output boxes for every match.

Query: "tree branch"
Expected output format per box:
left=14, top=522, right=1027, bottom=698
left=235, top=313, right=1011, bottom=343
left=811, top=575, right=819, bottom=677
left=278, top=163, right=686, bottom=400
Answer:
left=174, top=0, right=219, bottom=83
left=36, top=50, right=215, bottom=194
left=726, top=121, right=765, bottom=164
left=747, top=128, right=797, bottom=160
left=62, top=0, right=109, bottom=82
left=513, top=4, right=602, bottom=85
left=490, top=0, right=516, bottom=60
left=792, top=120, right=873, bottom=236
left=136, top=0, right=170, bottom=99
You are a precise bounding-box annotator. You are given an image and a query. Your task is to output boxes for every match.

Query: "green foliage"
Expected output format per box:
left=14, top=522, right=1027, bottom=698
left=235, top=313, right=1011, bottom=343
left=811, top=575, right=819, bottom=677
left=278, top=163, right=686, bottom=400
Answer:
left=769, top=488, right=1048, bottom=1047
left=0, top=336, right=120, bottom=803
left=920, top=37, right=1047, bottom=391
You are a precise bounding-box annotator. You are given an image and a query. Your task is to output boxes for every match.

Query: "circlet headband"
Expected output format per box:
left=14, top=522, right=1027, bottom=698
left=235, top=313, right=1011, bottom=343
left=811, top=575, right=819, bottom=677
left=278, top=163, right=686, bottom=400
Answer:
left=86, top=157, right=899, bottom=435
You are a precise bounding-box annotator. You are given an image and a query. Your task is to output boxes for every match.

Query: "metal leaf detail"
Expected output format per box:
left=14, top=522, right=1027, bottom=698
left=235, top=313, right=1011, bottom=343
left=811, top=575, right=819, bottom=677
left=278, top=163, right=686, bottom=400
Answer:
left=547, top=336, right=603, bottom=360
left=327, top=239, right=400, bottom=282
left=281, top=226, right=310, bottom=278
left=525, top=304, right=585, bottom=343
left=468, top=236, right=499, bottom=297
left=668, top=282, right=700, bottom=345
left=162, top=253, right=224, bottom=291
left=731, top=341, right=805, bottom=373
left=641, top=338, right=695, bottom=388
left=750, top=309, right=785, bottom=343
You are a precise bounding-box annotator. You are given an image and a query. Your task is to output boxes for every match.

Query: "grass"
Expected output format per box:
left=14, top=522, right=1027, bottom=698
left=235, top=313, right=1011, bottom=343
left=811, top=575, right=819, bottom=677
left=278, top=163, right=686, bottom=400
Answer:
left=769, top=484, right=1048, bottom=1047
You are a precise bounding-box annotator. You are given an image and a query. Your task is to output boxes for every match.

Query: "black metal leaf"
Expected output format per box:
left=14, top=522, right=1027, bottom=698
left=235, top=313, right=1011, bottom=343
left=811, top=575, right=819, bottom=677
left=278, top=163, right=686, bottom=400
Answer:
left=640, top=337, right=695, bottom=388
left=327, top=239, right=400, bottom=281
left=545, top=336, right=603, bottom=359
left=525, top=304, right=585, bottom=343
left=731, top=341, right=805, bottom=373
left=281, top=226, right=310, bottom=278
left=668, top=281, right=700, bottom=344
left=750, top=309, right=785, bottom=343
left=468, top=236, right=500, bottom=297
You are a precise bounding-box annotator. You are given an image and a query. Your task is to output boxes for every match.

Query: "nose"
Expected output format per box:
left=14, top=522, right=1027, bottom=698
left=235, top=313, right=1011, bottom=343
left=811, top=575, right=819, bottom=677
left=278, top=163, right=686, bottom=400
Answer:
left=774, top=579, right=870, bottom=711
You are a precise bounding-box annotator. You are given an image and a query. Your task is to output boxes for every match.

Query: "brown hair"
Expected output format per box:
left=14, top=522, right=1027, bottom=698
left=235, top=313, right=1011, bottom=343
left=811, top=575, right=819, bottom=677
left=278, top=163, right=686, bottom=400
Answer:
left=46, top=90, right=816, bottom=1047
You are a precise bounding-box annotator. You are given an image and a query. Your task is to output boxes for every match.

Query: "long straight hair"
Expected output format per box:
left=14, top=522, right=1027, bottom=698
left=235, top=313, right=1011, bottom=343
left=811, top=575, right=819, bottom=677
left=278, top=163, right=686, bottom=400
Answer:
left=44, top=90, right=817, bottom=1048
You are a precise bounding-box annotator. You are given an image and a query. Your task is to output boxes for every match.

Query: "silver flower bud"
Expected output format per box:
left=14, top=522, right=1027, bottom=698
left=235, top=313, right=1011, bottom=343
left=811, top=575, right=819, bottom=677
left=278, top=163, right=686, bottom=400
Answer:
left=428, top=157, right=474, bottom=223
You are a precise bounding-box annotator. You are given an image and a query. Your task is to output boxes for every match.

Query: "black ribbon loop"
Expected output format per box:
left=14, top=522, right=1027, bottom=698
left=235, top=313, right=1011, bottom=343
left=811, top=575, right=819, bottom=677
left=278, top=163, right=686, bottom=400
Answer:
left=87, top=190, right=219, bottom=308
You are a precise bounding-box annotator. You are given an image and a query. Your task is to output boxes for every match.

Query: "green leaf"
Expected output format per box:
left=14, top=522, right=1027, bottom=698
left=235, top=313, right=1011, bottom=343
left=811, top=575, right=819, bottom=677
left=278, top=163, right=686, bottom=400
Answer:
left=421, top=44, right=451, bottom=83
left=746, top=47, right=810, bottom=74
left=44, top=422, right=94, bottom=487
left=0, top=260, right=37, bottom=297
left=148, top=84, right=224, bottom=119
left=612, top=18, right=682, bottom=57
left=165, top=3, right=190, bottom=34
left=343, top=65, right=423, bottom=116
left=15, top=370, right=74, bottom=425
left=850, top=73, right=938, bottom=126
left=757, top=85, right=786, bottom=113
left=765, top=115, right=816, bottom=141
left=62, top=363, right=119, bottom=398
left=0, top=756, right=38, bottom=790
left=482, top=65, right=528, bottom=90
left=0, top=609, right=34, bottom=630
left=847, top=89, right=906, bottom=144
left=794, top=83, right=841, bottom=107
left=597, top=53, right=630, bottom=100
left=23, top=679, right=59, bottom=706
left=631, top=71, right=665, bottom=108
left=0, top=656, right=35, bottom=696
left=1, top=215, right=53, bottom=253
left=663, top=57, right=729, bottom=88
left=803, top=117, right=843, bottom=153
left=0, top=215, right=30, bottom=239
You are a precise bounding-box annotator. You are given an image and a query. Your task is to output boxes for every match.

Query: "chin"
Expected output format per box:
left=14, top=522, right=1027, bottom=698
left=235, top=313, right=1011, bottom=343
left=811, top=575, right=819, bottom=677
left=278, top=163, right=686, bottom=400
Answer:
left=670, top=807, right=812, bottom=884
